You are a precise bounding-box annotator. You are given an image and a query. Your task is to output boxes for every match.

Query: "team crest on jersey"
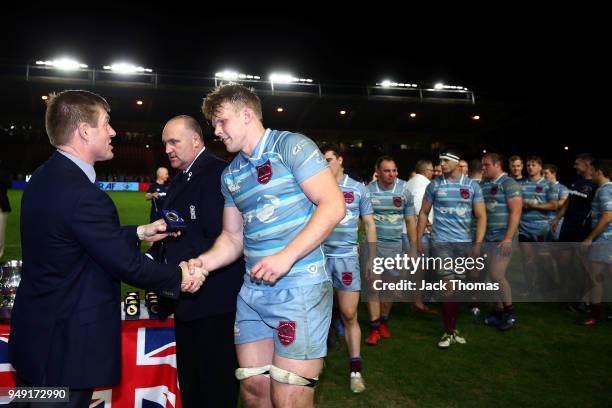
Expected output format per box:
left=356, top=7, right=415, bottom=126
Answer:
left=460, top=189, right=470, bottom=199
left=490, top=185, right=499, bottom=195
left=581, top=185, right=592, bottom=194
left=344, top=191, right=355, bottom=204
left=535, top=186, right=543, bottom=193
left=393, top=196, right=402, bottom=207
left=256, top=160, right=273, bottom=184
left=278, top=321, right=296, bottom=346
left=342, top=272, right=353, bottom=286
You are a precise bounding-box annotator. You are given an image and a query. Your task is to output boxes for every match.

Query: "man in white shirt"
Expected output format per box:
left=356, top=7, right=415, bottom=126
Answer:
left=404, top=160, right=436, bottom=314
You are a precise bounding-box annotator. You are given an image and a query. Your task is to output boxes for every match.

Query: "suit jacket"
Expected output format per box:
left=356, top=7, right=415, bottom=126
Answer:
left=9, top=151, right=182, bottom=388
left=149, top=149, right=244, bottom=322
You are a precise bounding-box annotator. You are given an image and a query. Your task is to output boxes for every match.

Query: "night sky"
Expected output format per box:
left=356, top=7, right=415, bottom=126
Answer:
left=0, top=10, right=601, bottom=144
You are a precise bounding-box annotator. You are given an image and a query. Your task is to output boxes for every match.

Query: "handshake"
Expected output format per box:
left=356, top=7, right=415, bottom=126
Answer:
left=137, top=220, right=211, bottom=294
left=137, top=219, right=208, bottom=293
left=179, top=259, right=208, bottom=293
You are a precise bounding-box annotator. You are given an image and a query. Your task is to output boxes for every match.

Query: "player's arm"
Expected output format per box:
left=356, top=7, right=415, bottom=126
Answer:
left=584, top=210, right=612, bottom=243
left=473, top=202, right=487, bottom=243
left=192, top=206, right=244, bottom=272
left=362, top=213, right=377, bottom=244
left=503, top=197, right=522, bottom=242
left=417, top=199, right=433, bottom=244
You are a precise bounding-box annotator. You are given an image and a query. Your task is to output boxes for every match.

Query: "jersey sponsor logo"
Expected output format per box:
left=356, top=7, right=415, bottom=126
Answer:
left=460, top=188, right=470, bottom=199
left=256, top=160, right=273, bottom=184
left=344, top=191, right=355, bottom=204
left=569, top=190, right=588, bottom=198
left=339, top=211, right=353, bottom=225
left=278, top=321, right=296, bottom=346
left=255, top=195, right=280, bottom=223
left=393, top=196, right=402, bottom=207
left=490, top=185, right=499, bottom=195
left=486, top=201, right=498, bottom=212
left=342, top=272, right=353, bottom=286
left=535, top=186, right=543, bottom=193
left=438, top=206, right=469, bottom=217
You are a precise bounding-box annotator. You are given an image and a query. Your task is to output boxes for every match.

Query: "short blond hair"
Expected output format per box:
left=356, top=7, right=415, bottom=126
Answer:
left=202, top=83, right=263, bottom=122
left=45, top=90, right=110, bottom=146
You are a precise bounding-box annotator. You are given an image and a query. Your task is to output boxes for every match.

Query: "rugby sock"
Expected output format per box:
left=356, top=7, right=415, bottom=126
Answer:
left=591, top=303, right=603, bottom=320
left=380, top=315, right=389, bottom=325
left=350, top=357, right=362, bottom=373
left=442, top=303, right=459, bottom=334
left=503, top=304, right=514, bottom=316
left=370, top=319, right=381, bottom=330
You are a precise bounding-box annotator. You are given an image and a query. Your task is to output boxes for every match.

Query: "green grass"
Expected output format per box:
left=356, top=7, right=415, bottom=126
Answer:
left=3, top=190, right=612, bottom=407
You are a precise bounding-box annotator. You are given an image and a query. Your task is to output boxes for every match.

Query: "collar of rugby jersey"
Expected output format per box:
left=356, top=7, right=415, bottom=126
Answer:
left=245, top=128, right=272, bottom=161
left=442, top=174, right=466, bottom=185
left=375, top=179, right=398, bottom=193
left=58, top=149, right=96, bottom=183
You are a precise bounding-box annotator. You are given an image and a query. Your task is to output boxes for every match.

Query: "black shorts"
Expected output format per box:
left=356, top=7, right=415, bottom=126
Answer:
left=519, top=234, right=537, bottom=243
left=558, top=224, right=590, bottom=242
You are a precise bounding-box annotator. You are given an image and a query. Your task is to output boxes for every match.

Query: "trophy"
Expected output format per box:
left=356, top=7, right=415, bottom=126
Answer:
left=124, top=291, right=140, bottom=320
left=161, top=209, right=187, bottom=232
left=0, top=260, right=22, bottom=324
left=145, top=291, right=160, bottom=318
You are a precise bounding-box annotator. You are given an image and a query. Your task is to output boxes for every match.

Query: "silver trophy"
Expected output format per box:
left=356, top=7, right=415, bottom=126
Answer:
left=0, top=260, right=22, bottom=324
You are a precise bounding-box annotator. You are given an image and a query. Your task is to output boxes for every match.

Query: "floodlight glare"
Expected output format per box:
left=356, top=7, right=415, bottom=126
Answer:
left=36, top=58, right=87, bottom=70
left=104, top=62, right=153, bottom=74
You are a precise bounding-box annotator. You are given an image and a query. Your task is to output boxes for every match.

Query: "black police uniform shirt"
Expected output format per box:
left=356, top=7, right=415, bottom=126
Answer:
left=147, top=182, right=169, bottom=221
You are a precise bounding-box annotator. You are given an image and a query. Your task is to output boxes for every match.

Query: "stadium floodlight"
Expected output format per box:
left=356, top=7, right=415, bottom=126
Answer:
left=35, top=58, right=88, bottom=70
left=269, top=73, right=313, bottom=84
left=377, top=80, right=419, bottom=88
left=434, top=83, right=468, bottom=91
left=215, top=70, right=260, bottom=80
left=269, top=73, right=298, bottom=84
left=103, top=62, right=153, bottom=74
left=409, top=112, right=417, bottom=118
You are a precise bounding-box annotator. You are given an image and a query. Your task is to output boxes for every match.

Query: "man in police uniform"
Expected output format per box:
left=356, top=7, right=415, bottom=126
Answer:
left=145, top=166, right=169, bottom=222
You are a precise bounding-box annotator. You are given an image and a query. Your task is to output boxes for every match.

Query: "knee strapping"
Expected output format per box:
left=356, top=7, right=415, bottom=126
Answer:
left=269, top=365, right=319, bottom=388
left=235, top=365, right=271, bottom=381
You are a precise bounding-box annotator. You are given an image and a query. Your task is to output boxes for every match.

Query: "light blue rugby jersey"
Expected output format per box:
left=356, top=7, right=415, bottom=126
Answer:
left=549, top=181, right=570, bottom=221
left=324, top=175, right=373, bottom=257
left=480, top=173, right=522, bottom=236
left=519, top=177, right=559, bottom=236
left=424, top=174, right=484, bottom=243
left=221, top=129, right=330, bottom=290
left=367, top=179, right=415, bottom=243
left=591, top=182, right=612, bottom=242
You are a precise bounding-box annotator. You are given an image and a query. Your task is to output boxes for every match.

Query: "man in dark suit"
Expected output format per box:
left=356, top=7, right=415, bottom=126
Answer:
left=9, top=91, right=206, bottom=408
left=148, top=115, right=243, bottom=408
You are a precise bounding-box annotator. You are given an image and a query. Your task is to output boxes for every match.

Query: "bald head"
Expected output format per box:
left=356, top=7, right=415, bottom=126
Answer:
left=162, top=115, right=205, bottom=170
left=156, top=167, right=169, bottom=183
